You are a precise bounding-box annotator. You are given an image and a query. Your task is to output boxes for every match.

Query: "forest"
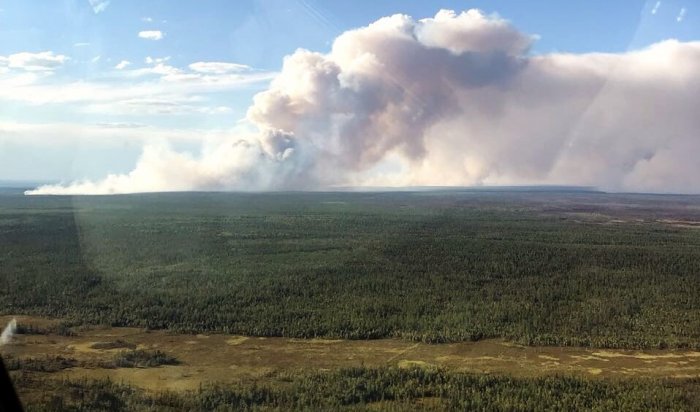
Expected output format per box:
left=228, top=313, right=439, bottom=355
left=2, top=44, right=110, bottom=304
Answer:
left=1, top=189, right=700, bottom=348
left=16, top=367, right=700, bottom=411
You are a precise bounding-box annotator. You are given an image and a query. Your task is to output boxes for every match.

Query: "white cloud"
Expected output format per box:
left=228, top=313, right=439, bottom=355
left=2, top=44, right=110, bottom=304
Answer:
left=85, top=97, right=234, bottom=116
left=115, top=60, right=131, bottom=70
left=651, top=1, right=661, bottom=15
left=142, top=17, right=154, bottom=23
left=114, top=57, right=266, bottom=87
left=0, top=53, right=275, bottom=118
left=138, top=30, right=164, bottom=41
left=677, top=7, right=686, bottom=22
left=88, top=0, right=110, bottom=14
left=95, top=122, right=147, bottom=129
left=136, top=57, right=178, bottom=76
left=189, top=62, right=252, bottom=74
left=0, top=71, right=45, bottom=87
left=1, top=51, right=69, bottom=71
left=91, top=55, right=101, bottom=63
left=0, top=121, right=236, bottom=145
left=145, top=56, right=170, bottom=64
left=0, top=70, right=274, bottom=106
left=73, top=42, right=91, bottom=47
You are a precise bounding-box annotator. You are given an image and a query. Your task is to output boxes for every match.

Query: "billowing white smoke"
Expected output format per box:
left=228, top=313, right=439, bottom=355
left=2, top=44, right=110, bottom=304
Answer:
left=0, top=318, right=17, bottom=345
left=27, top=9, right=700, bottom=195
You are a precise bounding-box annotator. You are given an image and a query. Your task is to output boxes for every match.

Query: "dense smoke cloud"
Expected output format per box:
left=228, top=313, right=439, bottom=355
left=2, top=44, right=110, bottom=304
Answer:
left=27, top=9, right=700, bottom=195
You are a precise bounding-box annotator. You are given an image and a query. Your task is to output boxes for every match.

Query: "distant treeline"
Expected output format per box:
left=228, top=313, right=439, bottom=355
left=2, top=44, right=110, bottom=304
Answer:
left=1, top=191, right=700, bottom=348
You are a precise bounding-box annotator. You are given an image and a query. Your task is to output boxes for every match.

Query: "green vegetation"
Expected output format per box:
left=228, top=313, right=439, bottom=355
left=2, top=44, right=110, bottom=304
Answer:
left=1, top=190, right=700, bottom=348
left=15, top=322, right=75, bottom=337
left=5, top=355, right=78, bottom=373
left=3, top=349, right=178, bottom=373
left=19, top=367, right=700, bottom=411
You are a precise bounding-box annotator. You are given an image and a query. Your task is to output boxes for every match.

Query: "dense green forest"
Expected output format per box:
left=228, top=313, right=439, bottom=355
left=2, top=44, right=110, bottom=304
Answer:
left=1, top=189, right=700, bottom=348
left=16, top=367, right=700, bottom=411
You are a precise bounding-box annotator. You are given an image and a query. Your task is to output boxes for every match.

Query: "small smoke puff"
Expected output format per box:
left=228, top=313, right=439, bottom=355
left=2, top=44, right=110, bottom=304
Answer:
left=1, top=318, right=17, bottom=345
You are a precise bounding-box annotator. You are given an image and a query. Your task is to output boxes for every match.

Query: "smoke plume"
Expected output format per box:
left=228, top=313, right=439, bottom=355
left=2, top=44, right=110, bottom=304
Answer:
left=27, top=9, right=700, bottom=195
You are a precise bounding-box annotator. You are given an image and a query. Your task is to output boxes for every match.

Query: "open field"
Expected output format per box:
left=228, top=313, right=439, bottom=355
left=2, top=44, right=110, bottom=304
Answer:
left=3, top=316, right=700, bottom=410
left=3, top=315, right=700, bottom=390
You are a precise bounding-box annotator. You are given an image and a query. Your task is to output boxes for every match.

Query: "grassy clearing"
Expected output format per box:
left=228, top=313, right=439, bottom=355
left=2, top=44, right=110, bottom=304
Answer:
left=5, top=356, right=78, bottom=373
left=4, top=316, right=700, bottom=410
left=109, top=350, right=179, bottom=368
left=3, top=319, right=700, bottom=392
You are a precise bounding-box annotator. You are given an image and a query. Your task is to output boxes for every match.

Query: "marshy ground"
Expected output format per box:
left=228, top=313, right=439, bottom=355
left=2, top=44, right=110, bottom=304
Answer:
left=3, top=315, right=699, bottom=398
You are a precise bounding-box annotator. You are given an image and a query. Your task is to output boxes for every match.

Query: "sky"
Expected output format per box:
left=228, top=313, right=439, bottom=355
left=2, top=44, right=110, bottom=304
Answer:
left=0, top=0, right=698, bottom=193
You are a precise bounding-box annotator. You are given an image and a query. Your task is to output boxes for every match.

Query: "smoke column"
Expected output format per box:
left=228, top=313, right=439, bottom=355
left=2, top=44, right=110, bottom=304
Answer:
left=26, top=9, right=700, bottom=195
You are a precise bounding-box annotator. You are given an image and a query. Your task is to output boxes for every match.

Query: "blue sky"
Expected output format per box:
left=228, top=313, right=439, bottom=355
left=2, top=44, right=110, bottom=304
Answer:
left=0, top=0, right=697, bottom=183
left=2, top=1, right=696, bottom=67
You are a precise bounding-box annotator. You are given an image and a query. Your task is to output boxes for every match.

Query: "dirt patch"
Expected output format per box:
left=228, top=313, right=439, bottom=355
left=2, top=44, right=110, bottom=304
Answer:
left=226, top=336, right=249, bottom=346
left=592, top=351, right=700, bottom=360
left=398, top=360, right=436, bottom=369
left=287, top=338, right=343, bottom=345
